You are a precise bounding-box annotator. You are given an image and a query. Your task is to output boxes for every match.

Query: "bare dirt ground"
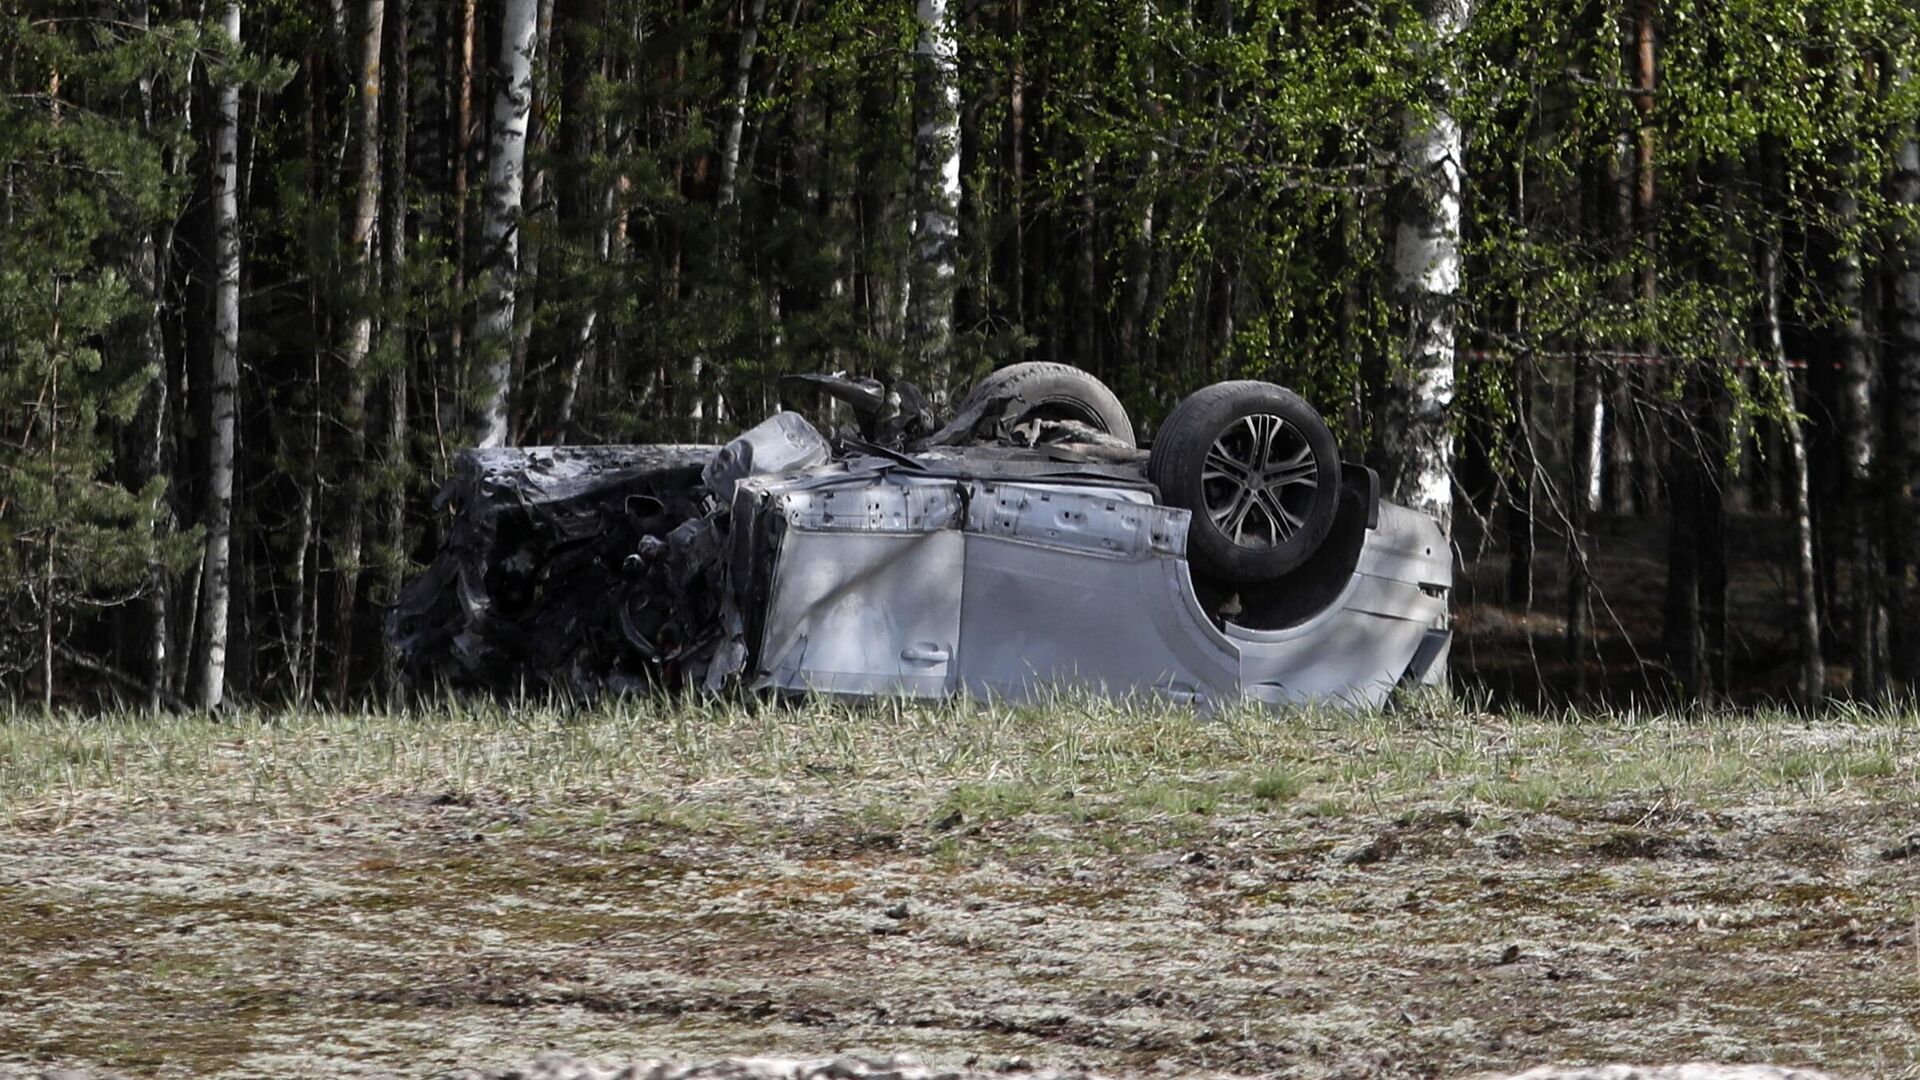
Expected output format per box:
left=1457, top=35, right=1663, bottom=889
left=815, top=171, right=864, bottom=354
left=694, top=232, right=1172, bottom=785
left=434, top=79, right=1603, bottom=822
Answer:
left=2, top=702, right=1918, bottom=1078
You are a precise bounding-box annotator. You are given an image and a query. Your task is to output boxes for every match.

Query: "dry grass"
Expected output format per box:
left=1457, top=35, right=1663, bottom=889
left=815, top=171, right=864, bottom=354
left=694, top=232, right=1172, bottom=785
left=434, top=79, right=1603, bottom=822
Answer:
left=4, top=692, right=1916, bottom=827
left=5, top=693, right=1920, bottom=1079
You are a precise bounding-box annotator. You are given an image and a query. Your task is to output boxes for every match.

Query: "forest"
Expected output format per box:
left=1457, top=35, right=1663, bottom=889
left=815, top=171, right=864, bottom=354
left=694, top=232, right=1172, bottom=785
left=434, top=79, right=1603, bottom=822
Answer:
left=5, top=0, right=1920, bottom=711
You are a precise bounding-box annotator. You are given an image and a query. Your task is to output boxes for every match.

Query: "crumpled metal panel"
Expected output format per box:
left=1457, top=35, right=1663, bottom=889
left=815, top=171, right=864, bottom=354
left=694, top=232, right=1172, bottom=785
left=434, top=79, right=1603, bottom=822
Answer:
left=703, top=412, right=832, bottom=501
left=966, top=481, right=1184, bottom=558
left=755, top=530, right=964, bottom=697
left=1223, top=502, right=1450, bottom=707
left=747, top=470, right=1451, bottom=709
left=777, top=478, right=965, bottom=532
left=953, top=532, right=1239, bottom=705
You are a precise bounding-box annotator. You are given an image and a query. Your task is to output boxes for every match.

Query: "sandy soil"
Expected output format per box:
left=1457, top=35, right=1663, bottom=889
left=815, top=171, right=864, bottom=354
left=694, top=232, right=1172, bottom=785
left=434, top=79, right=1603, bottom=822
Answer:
left=4, top=774, right=1918, bottom=1079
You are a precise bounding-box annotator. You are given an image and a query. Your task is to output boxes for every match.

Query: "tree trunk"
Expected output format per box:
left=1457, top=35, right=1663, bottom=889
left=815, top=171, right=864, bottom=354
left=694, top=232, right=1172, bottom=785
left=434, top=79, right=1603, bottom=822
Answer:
left=132, top=228, right=171, bottom=712
left=472, top=0, right=539, bottom=447
left=1005, top=0, right=1025, bottom=331
left=450, top=0, right=477, bottom=389
left=1604, top=134, right=1636, bottom=516
left=1382, top=0, right=1467, bottom=539
left=905, top=0, right=961, bottom=393
left=130, top=0, right=172, bottom=710
left=506, top=0, right=555, bottom=441
left=1117, top=2, right=1158, bottom=371
left=717, top=0, right=769, bottom=207
left=1568, top=353, right=1596, bottom=695
left=331, top=0, right=386, bottom=700
left=379, top=0, right=413, bottom=696
left=43, top=294, right=61, bottom=715
left=1758, top=222, right=1820, bottom=703
left=1504, top=153, right=1533, bottom=609
left=1832, top=113, right=1878, bottom=697
left=194, top=0, right=242, bottom=709
left=1889, top=118, right=1920, bottom=688
left=1631, top=0, right=1661, bottom=513
left=1505, top=355, right=1535, bottom=606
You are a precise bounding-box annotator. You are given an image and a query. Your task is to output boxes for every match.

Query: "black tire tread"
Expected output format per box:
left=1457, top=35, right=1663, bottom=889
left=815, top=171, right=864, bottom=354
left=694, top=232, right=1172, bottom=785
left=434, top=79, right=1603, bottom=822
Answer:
left=1148, top=380, right=1341, bottom=582
left=955, top=362, right=1136, bottom=446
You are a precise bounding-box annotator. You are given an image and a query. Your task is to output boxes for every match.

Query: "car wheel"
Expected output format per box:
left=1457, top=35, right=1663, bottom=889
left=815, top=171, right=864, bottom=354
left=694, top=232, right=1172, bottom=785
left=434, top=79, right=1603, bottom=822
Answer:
left=1149, top=380, right=1341, bottom=582
left=953, top=362, right=1136, bottom=446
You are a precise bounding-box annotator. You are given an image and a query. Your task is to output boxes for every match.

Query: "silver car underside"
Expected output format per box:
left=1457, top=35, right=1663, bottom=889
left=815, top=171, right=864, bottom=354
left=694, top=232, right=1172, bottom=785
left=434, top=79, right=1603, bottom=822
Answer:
left=734, top=445, right=1450, bottom=709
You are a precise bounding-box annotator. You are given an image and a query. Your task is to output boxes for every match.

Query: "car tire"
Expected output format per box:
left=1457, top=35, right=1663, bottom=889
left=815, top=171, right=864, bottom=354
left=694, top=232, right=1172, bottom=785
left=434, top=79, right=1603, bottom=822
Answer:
left=1149, top=380, right=1342, bottom=582
left=953, top=362, right=1136, bottom=446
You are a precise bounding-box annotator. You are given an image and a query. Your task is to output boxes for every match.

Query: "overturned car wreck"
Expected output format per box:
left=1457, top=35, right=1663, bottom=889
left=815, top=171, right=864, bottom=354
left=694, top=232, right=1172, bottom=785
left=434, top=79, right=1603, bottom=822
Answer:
left=389, top=364, right=1451, bottom=707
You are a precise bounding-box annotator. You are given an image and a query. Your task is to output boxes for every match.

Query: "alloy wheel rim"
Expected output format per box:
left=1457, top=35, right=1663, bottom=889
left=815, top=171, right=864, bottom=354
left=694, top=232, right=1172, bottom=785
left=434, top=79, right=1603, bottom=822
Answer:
left=1200, top=413, right=1319, bottom=548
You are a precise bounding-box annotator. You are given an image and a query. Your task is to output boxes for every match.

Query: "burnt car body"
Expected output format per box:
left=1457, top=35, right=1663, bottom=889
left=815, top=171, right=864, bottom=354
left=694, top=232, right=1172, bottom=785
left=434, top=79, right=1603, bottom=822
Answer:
left=389, top=367, right=1451, bottom=708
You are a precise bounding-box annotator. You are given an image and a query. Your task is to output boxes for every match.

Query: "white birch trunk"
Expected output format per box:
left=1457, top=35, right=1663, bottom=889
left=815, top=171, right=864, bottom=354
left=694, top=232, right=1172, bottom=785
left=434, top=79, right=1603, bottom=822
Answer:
left=195, top=0, right=243, bottom=709
left=1763, top=237, right=1824, bottom=705
left=906, top=0, right=960, bottom=389
left=1833, top=135, right=1876, bottom=695
left=506, top=0, right=554, bottom=439
left=717, top=0, right=768, bottom=208
left=472, top=0, right=539, bottom=447
left=132, top=0, right=172, bottom=709
left=1383, top=0, right=1468, bottom=538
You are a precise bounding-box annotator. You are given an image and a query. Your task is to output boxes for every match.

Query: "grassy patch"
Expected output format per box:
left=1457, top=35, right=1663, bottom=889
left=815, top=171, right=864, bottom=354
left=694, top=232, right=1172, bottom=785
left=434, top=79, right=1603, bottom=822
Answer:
left=6, top=695, right=1920, bottom=1078
left=4, top=694, right=1918, bottom=826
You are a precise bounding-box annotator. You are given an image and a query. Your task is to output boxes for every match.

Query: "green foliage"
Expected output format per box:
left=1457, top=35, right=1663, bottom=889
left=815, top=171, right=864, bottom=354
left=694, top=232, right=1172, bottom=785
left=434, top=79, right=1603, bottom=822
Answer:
left=0, top=11, right=203, bottom=676
left=11, top=0, right=1920, bottom=701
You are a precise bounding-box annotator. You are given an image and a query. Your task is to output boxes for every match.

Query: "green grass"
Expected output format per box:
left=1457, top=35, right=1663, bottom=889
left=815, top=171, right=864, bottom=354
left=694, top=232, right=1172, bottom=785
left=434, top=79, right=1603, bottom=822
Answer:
left=3, top=690, right=1917, bottom=827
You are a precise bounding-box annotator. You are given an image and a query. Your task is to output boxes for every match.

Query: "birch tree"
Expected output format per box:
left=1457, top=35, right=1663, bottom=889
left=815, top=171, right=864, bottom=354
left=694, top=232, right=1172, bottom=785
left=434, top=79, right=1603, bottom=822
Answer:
left=194, top=0, right=243, bottom=709
left=1830, top=91, right=1878, bottom=697
left=472, top=0, right=540, bottom=447
left=1381, top=0, right=1469, bottom=538
left=717, top=0, right=769, bottom=208
left=1762, top=207, right=1824, bottom=705
left=905, top=0, right=961, bottom=391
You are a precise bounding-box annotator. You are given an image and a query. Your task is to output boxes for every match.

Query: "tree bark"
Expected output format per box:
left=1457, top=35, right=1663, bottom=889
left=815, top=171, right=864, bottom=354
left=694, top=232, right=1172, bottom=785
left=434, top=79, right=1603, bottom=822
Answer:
left=194, top=0, right=242, bottom=709
left=129, top=0, right=172, bottom=710
left=449, top=0, right=477, bottom=389
left=471, top=0, right=537, bottom=447
left=1568, top=352, right=1596, bottom=695
left=506, top=0, right=555, bottom=441
left=717, top=0, right=769, bottom=208
left=1760, top=213, right=1824, bottom=705
left=1382, top=0, right=1468, bottom=539
left=555, top=22, right=614, bottom=441
left=1630, top=0, right=1661, bottom=513
left=331, top=0, right=387, bottom=699
left=132, top=228, right=171, bottom=712
left=1830, top=87, right=1878, bottom=697
left=906, top=0, right=961, bottom=393
left=379, top=0, right=413, bottom=696
left=1504, top=153, right=1533, bottom=609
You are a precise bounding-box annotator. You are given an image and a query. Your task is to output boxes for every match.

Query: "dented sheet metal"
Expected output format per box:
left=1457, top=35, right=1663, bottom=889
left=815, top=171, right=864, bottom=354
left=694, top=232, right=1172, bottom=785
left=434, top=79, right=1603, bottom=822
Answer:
left=391, top=399, right=1453, bottom=707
